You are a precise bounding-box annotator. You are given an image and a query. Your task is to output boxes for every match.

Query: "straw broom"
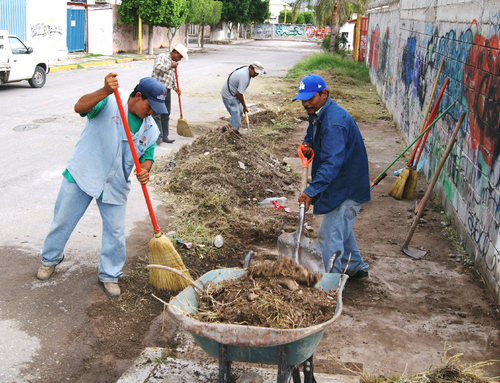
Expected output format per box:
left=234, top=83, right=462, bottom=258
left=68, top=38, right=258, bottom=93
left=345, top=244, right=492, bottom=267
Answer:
left=114, top=89, right=192, bottom=291
left=175, top=67, right=194, bottom=137
left=402, top=61, right=445, bottom=200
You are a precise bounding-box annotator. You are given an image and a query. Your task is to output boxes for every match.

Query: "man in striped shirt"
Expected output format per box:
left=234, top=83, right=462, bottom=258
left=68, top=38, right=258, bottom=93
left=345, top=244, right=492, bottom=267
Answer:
left=151, top=43, right=189, bottom=144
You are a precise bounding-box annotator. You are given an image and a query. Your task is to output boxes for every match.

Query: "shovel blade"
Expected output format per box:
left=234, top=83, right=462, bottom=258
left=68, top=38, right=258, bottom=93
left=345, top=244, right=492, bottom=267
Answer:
left=402, top=244, right=427, bottom=259
left=277, top=232, right=325, bottom=273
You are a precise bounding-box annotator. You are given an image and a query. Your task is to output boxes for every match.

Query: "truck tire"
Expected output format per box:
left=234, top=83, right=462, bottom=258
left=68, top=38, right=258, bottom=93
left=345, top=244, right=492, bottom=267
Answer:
left=28, top=66, right=46, bottom=88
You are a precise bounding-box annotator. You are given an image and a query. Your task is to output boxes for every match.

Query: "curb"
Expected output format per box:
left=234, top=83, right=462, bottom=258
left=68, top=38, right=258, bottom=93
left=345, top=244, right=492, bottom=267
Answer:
left=51, top=56, right=153, bottom=73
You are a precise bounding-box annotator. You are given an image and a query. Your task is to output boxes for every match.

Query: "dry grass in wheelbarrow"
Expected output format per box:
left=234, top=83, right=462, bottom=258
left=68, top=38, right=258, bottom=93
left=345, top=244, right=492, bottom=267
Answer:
left=192, top=257, right=338, bottom=329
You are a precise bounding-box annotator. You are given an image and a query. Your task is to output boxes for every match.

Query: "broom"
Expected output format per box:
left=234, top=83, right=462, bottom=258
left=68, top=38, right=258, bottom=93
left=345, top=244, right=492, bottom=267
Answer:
left=174, top=67, right=194, bottom=137
left=389, top=62, right=445, bottom=200
left=114, top=88, right=192, bottom=291
left=401, top=61, right=444, bottom=200
left=402, top=77, right=449, bottom=200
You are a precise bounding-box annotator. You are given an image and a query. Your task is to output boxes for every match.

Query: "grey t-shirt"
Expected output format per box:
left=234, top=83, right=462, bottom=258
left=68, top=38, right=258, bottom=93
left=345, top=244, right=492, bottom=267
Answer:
left=221, top=66, right=250, bottom=100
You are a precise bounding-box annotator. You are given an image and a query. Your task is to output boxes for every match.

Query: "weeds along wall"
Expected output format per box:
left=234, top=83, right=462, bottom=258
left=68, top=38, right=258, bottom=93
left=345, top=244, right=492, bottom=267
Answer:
left=366, top=0, right=500, bottom=302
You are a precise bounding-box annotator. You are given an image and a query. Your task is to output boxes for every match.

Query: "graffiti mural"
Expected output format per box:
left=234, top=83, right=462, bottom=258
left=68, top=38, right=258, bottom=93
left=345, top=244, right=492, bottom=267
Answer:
left=31, top=20, right=63, bottom=38
left=305, top=26, right=330, bottom=40
left=367, top=8, right=500, bottom=299
left=275, top=24, right=304, bottom=37
left=252, top=24, right=272, bottom=39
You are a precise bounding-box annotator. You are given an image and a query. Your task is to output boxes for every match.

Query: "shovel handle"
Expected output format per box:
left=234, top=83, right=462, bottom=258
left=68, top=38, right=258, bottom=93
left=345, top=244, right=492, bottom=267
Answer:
left=298, top=144, right=313, bottom=191
left=114, top=89, right=161, bottom=233
left=174, top=67, right=183, bottom=117
left=403, top=111, right=465, bottom=248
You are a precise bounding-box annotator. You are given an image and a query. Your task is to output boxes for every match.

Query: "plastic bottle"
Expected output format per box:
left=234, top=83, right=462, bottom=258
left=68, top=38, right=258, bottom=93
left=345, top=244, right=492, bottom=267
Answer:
left=257, top=197, right=288, bottom=207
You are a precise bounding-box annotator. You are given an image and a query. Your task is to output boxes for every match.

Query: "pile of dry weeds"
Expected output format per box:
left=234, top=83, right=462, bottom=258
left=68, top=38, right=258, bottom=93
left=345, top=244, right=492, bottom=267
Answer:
left=162, top=125, right=298, bottom=204
left=192, top=258, right=337, bottom=329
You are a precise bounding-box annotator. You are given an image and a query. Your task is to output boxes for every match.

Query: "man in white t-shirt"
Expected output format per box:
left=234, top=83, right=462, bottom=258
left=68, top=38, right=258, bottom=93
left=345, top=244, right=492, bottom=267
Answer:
left=221, top=61, right=264, bottom=130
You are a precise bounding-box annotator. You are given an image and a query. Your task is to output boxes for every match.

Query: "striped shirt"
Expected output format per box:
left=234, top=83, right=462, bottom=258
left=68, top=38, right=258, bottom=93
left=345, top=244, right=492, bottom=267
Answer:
left=151, top=53, right=178, bottom=91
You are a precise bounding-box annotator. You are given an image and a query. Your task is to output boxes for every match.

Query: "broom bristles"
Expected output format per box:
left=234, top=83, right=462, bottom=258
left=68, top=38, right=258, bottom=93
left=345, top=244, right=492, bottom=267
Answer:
left=149, top=232, right=192, bottom=291
left=402, top=168, right=418, bottom=200
left=177, top=117, right=194, bottom=137
left=388, top=167, right=410, bottom=200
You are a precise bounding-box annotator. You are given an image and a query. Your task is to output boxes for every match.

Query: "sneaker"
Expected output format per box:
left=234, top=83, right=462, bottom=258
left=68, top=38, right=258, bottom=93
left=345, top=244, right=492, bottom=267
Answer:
left=37, top=256, right=64, bottom=281
left=350, top=270, right=369, bottom=280
left=100, top=281, right=120, bottom=297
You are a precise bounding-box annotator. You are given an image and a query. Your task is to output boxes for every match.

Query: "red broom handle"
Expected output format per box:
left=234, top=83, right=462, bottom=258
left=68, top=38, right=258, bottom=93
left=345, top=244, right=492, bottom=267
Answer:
left=406, top=61, right=444, bottom=167
left=174, top=67, right=183, bottom=117
left=413, top=78, right=450, bottom=166
left=114, top=89, right=161, bottom=233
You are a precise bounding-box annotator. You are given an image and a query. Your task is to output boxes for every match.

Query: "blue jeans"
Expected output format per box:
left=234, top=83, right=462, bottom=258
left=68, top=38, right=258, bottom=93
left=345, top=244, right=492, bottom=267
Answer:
left=222, top=96, right=242, bottom=130
left=40, top=178, right=127, bottom=283
left=318, top=199, right=369, bottom=276
left=153, top=89, right=171, bottom=140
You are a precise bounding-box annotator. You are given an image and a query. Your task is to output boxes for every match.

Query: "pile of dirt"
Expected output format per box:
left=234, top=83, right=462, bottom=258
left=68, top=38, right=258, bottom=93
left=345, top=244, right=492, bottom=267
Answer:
left=152, top=125, right=313, bottom=259
left=193, top=258, right=337, bottom=329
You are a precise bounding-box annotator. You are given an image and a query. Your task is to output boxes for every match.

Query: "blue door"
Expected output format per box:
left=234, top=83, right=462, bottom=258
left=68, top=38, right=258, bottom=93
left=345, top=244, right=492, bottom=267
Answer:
left=67, top=8, right=85, bottom=52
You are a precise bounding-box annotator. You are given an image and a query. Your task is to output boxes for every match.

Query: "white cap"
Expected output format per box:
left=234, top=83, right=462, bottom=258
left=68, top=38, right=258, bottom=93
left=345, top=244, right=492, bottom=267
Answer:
left=251, top=61, right=264, bottom=74
left=173, top=43, right=189, bottom=61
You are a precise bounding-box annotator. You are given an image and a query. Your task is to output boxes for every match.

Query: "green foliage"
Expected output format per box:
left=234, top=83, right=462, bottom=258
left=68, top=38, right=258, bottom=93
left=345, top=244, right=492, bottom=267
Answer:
left=295, top=12, right=305, bottom=24
left=279, top=9, right=292, bottom=23
left=286, top=52, right=370, bottom=83
left=118, top=0, right=168, bottom=26
left=321, top=33, right=348, bottom=52
left=247, top=0, right=270, bottom=23
left=303, top=11, right=313, bottom=24
left=159, top=0, right=188, bottom=28
left=222, top=0, right=251, bottom=26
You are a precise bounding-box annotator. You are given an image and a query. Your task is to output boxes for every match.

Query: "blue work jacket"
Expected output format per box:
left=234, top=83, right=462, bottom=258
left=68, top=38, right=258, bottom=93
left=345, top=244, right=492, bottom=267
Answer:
left=303, top=97, right=370, bottom=214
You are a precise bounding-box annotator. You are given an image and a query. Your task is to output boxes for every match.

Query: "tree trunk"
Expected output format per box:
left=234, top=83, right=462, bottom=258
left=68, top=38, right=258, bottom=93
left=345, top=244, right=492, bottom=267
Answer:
left=148, top=25, right=154, bottom=55
left=201, top=26, right=205, bottom=48
left=330, top=0, right=339, bottom=53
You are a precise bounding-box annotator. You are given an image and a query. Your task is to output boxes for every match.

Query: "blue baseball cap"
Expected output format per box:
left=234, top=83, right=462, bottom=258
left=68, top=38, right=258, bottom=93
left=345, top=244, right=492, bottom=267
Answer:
left=137, top=77, right=168, bottom=114
left=292, top=75, right=327, bottom=101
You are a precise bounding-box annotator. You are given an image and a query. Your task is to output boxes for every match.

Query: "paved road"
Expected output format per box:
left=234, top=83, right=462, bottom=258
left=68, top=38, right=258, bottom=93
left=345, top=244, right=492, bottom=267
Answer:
left=0, top=40, right=321, bottom=382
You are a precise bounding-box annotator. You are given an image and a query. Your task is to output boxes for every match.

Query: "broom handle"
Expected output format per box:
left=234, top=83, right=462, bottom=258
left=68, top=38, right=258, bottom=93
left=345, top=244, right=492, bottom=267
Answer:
left=114, top=89, right=161, bottom=233
left=403, top=111, right=465, bottom=248
left=370, top=103, right=454, bottom=189
left=174, top=67, right=183, bottom=117
left=413, top=78, right=450, bottom=167
left=408, top=60, right=444, bottom=166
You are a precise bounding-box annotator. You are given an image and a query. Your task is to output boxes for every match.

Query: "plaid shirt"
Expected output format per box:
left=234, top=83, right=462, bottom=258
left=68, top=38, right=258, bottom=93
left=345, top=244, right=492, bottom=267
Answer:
left=151, top=53, right=177, bottom=91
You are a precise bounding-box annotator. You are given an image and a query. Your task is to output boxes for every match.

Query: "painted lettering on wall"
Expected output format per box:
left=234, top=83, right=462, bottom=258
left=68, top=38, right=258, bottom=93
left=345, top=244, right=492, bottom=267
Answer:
left=275, top=24, right=304, bottom=37
left=31, top=20, right=63, bottom=38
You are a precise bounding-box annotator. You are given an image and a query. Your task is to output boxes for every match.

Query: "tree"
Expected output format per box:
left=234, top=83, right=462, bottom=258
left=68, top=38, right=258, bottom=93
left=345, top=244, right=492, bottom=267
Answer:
left=118, top=0, right=188, bottom=54
left=295, top=0, right=369, bottom=52
left=279, top=9, right=292, bottom=23
left=221, top=0, right=251, bottom=40
left=247, top=0, right=270, bottom=24
left=187, top=0, right=222, bottom=47
left=209, top=1, right=224, bottom=43
left=303, top=11, right=313, bottom=24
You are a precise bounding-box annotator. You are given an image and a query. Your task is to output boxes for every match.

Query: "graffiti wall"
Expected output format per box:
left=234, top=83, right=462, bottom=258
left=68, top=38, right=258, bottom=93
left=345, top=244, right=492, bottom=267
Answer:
left=27, top=0, right=67, bottom=61
left=252, top=24, right=330, bottom=40
left=367, top=0, right=500, bottom=302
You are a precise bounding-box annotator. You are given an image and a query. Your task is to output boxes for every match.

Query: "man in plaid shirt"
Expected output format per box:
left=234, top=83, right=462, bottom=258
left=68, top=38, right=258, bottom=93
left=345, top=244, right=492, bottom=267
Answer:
left=151, top=43, right=189, bottom=144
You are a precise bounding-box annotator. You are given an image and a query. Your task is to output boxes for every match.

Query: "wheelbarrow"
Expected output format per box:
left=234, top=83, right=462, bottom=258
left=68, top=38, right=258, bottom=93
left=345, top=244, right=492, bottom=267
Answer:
left=167, top=268, right=348, bottom=383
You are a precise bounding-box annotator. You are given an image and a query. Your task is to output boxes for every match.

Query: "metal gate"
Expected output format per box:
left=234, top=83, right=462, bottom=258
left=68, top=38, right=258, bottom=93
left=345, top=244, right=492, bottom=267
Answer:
left=0, top=0, right=27, bottom=41
left=67, top=8, right=85, bottom=52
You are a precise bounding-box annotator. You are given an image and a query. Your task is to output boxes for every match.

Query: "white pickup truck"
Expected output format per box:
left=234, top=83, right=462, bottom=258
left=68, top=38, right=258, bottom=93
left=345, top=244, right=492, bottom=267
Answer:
left=0, top=30, right=50, bottom=88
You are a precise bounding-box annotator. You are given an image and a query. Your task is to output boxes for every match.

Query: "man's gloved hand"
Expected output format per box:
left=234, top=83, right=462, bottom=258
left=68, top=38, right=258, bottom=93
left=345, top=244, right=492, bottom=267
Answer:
left=301, top=143, right=313, bottom=159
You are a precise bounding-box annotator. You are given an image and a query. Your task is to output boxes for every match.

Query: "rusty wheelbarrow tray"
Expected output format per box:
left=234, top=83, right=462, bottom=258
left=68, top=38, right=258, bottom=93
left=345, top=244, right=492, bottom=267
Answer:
left=167, top=268, right=348, bottom=383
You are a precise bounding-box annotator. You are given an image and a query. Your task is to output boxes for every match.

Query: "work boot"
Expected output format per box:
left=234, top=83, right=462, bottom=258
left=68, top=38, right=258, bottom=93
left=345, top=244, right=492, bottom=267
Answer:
left=163, top=137, right=175, bottom=143
left=37, top=256, right=64, bottom=281
left=100, top=281, right=120, bottom=297
left=350, top=270, right=369, bottom=280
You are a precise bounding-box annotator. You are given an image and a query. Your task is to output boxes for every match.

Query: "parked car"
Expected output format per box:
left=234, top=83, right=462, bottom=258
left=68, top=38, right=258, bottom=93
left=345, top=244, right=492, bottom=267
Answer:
left=0, top=30, right=50, bottom=88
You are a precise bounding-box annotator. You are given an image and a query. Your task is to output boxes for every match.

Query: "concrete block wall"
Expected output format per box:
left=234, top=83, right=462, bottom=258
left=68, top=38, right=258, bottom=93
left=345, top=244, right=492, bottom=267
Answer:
left=367, top=0, right=500, bottom=302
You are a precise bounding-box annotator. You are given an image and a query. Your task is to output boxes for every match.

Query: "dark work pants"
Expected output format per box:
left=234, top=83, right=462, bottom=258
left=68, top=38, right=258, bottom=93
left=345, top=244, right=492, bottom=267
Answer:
left=152, top=89, right=171, bottom=140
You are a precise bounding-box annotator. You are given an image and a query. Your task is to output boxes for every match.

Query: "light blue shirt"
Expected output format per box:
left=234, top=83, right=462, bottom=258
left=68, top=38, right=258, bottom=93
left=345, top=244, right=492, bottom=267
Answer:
left=66, top=90, right=159, bottom=205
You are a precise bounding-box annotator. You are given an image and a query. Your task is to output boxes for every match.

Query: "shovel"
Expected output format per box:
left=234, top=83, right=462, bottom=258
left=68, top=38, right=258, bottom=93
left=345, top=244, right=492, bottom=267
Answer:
left=402, top=111, right=466, bottom=259
left=277, top=144, right=324, bottom=273
left=245, top=112, right=250, bottom=136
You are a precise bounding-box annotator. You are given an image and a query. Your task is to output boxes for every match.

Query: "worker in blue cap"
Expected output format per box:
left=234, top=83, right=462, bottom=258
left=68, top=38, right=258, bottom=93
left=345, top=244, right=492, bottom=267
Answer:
left=293, top=74, right=371, bottom=279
